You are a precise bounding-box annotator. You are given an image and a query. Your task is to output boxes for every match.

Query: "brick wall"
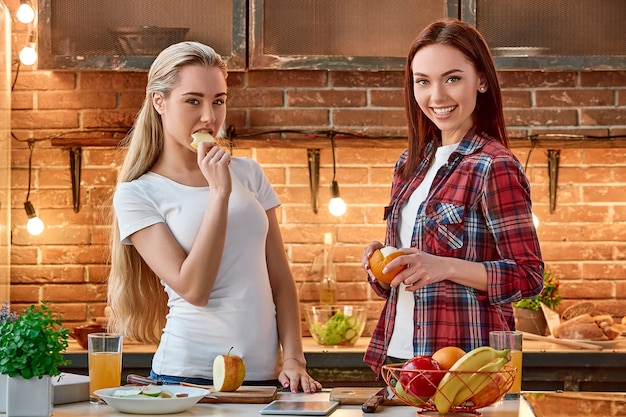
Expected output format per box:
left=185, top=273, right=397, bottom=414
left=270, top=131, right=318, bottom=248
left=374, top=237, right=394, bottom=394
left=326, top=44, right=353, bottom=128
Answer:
left=9, top=66, right=626, bottom=335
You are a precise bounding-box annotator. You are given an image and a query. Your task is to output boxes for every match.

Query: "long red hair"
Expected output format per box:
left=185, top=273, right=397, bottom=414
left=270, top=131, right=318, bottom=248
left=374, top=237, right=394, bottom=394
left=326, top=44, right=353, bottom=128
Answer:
left=399, top=18, right=509, bottom=179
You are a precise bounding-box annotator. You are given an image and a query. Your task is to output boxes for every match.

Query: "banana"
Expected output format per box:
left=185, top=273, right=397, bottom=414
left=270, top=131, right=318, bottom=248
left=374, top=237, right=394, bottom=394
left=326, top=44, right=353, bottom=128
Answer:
left=433, top=346, right=510, bottom=414
left=451, top=356, right=509, bottom=406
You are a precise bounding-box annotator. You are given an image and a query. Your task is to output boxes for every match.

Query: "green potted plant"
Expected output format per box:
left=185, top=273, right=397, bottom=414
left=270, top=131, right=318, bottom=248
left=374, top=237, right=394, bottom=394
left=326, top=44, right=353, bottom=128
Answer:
left=513, top=271, right=562, bottom=335
left=0, top=303, right=71, bottom=417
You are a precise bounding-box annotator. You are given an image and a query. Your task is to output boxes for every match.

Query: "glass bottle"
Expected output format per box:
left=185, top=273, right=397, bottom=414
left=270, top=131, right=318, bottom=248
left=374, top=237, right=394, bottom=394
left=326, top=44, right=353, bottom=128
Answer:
left=319, top=233, right=338, bottom=305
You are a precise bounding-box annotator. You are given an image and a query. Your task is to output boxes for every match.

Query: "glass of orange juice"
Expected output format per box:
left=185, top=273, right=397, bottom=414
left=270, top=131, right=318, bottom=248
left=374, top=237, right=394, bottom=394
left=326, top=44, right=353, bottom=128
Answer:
left=88, top=333, right=123, bottom=404
left=489, top=330, right=522, bottom=400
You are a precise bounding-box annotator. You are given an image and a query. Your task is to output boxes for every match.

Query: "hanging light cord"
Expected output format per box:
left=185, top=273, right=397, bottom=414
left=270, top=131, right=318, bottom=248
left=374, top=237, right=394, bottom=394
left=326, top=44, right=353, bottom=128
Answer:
left=328, top=132, right=337, bottom=182
left=26, top=139, right=34, bottom=202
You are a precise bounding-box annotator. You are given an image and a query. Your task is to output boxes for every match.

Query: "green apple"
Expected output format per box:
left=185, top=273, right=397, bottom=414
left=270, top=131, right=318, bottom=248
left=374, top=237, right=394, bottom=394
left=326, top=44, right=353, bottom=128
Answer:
left=394, top=380, right=427, bottom=406
left=212, top=347, right=246, bottom=392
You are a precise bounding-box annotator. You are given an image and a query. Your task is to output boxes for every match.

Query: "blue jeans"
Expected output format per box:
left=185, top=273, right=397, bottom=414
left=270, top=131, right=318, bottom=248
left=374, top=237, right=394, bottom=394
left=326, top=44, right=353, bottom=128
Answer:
left=149, top=370, right=280, bottom=387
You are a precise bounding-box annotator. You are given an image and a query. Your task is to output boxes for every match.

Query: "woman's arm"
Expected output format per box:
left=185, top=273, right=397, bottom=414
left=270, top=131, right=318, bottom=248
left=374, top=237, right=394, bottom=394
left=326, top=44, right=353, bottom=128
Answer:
left=128, top=146, right=233, bottom=306
left=264, top=207, right=321, bottom=393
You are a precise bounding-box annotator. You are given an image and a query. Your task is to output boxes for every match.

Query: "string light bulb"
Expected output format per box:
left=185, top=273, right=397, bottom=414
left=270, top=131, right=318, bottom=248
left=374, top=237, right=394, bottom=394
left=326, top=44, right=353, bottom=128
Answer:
left=16, top=0, right=35, bottom=24
left=24, top=201, right=44, bottom=236
left=327, top=134, right=346, bottom=217
left=19, top=30, right=37, bottom=66
left=328, top=181, right=347, bottom=216
left=24, top=140, right=44, bottom=236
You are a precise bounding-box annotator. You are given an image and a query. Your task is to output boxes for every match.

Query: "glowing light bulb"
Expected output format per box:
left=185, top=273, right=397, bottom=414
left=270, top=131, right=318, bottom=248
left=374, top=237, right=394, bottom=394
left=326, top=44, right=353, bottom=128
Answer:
left=328, top=197, right=346, bottom=217
left=16, top=2, right=35, bottom=24
left=19, top=43, right=37, bottom=65
left=24, top=201, right=44, bottom=236
left=27, top=216, right=44, bottom=236
left=328, top=181, right=346, bottom=217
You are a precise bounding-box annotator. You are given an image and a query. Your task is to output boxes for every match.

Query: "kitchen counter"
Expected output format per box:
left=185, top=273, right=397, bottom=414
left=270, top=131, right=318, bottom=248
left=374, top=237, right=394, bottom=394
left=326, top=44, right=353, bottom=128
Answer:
left=50, top=391, right=535, bottom=417
left=61, top=337, right=626, bottom=392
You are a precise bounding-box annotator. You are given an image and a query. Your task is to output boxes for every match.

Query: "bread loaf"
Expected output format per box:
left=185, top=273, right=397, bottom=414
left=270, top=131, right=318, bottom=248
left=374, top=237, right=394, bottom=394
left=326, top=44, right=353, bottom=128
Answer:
left=553, top=314, right=609, bottom=341
left=560, top=301, right=596, bottom=321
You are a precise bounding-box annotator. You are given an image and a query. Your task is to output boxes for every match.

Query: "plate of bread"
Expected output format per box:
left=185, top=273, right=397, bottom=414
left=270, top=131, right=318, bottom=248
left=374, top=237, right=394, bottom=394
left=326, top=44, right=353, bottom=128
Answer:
left=552, top=301, right=626, bottom=347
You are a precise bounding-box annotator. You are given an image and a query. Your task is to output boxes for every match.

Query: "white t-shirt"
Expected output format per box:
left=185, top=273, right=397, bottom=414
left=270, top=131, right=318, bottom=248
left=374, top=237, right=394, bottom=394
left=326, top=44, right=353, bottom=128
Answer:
left=387, top=143, right=458, bottom=359
left=113, top=157, right=282, bottom=380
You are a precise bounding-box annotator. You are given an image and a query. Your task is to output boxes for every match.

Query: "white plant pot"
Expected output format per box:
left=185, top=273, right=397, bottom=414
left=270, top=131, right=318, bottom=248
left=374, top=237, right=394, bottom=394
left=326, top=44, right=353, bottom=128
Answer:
left=6, top=375, right=52, bottom=417
left=0, top=373, right=6, bottom=413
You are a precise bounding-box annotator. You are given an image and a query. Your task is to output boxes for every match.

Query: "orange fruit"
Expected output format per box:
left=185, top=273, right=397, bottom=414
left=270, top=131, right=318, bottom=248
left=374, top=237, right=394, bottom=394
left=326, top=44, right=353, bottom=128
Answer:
left=368, top=246, right=406, bottom=283
left=431, top=346, right=466, bottom=370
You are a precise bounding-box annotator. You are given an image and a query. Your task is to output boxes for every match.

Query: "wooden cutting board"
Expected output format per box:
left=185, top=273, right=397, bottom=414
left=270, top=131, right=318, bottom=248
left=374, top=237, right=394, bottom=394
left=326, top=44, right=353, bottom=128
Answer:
left=329, top=387, right=404, bottom=406
left=181, top=384, right=278, bottom=404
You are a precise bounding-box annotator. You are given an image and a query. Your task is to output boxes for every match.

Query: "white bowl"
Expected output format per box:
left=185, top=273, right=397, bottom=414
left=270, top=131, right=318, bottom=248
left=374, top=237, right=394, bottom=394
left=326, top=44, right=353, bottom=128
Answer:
left=95, top=385, right=209, bottom=414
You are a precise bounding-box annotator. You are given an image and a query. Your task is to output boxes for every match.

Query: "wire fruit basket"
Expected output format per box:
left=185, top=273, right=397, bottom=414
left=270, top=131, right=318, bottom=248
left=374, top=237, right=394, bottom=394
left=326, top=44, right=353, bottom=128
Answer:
left=382, top=363, right=516, bottom=416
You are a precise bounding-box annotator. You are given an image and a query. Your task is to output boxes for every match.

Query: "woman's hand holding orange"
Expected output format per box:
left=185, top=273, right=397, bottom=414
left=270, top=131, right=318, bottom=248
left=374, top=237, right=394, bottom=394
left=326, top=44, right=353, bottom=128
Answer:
left=385, top=248, right=447, bottom=290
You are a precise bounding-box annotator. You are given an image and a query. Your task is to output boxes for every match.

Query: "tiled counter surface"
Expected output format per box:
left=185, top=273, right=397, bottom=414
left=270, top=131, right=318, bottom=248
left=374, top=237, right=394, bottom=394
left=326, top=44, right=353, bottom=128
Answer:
left=61, top=337, right=626, bottom=391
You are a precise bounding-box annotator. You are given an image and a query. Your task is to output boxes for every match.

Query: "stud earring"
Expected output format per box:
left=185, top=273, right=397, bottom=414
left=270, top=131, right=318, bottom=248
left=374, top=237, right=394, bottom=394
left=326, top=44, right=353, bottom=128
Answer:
left=479, top=86, right=487, bottom=93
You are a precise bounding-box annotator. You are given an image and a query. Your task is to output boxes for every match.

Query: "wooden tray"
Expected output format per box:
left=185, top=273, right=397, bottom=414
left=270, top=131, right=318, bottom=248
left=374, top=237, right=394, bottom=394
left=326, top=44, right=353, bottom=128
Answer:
left=329, top=387, right=404, bottom=406
left=181, top=383, right=278, bottom=404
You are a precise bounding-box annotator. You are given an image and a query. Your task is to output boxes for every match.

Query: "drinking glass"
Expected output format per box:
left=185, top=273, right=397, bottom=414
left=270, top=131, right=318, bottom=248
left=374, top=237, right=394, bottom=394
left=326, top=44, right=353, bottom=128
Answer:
left=489, top=330, right=522, bottom=399
left=88, top=333, right=123, bottom=404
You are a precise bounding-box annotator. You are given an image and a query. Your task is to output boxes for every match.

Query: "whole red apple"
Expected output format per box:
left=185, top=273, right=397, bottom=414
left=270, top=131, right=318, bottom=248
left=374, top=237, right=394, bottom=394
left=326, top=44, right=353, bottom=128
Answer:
left=399, top=356, right=443, bottom=399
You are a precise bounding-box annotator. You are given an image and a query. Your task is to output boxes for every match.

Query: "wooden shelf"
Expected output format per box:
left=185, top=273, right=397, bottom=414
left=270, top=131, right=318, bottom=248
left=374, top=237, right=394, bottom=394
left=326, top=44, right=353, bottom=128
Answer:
left=49, top=132, right=626, bottom=149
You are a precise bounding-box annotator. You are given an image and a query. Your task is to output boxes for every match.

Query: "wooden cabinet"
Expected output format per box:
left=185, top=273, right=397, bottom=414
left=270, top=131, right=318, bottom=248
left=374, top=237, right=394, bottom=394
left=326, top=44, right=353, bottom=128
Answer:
left=37, top=0, right=625, bottom=71
left=37, top=0, right=246, bottom=70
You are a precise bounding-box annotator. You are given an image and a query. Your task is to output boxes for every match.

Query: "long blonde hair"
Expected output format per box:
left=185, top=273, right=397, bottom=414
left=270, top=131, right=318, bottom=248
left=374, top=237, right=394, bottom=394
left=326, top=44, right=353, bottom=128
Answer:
left=107, top=42, right=228, bottom=344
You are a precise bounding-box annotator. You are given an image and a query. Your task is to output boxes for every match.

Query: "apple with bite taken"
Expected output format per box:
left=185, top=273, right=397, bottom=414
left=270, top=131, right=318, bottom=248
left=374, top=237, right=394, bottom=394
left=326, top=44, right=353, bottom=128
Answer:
left=212, top=347, right=246, bottom=392
left=190, top=131, right=215, bottom=150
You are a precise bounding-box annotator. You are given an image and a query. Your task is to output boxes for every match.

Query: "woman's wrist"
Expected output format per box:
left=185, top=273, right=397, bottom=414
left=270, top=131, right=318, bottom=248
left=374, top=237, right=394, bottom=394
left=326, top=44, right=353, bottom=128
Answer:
left=283, top=357, right=307, bottom=367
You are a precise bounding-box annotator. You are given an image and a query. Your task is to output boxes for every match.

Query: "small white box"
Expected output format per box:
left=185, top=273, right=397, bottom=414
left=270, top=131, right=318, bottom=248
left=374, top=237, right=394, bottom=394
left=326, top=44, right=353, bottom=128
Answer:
left=52, top=373, right=90, bottom=405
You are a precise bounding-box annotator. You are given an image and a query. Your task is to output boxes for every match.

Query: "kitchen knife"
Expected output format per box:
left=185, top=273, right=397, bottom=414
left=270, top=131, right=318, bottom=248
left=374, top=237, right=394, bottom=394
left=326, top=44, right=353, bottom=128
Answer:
left=361, top=387, right=387, bottom=413
left=126, top=373, right=163, bottom=386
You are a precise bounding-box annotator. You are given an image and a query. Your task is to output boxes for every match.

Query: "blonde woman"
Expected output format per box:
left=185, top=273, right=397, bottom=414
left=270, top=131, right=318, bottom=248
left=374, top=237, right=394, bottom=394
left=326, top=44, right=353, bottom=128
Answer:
left=107, top=41, right=321, bottom=393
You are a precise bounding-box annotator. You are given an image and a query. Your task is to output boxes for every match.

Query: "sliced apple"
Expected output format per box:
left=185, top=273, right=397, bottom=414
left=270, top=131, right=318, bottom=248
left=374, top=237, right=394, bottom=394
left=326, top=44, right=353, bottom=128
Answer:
left=190, top=132, right=215, bottom=149
left=212, top=347, right=246, bottom=392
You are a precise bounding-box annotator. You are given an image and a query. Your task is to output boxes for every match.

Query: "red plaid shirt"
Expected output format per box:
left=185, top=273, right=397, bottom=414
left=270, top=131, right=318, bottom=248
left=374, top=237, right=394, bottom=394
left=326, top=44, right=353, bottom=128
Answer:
left=364, top=128, right=544, bottom=377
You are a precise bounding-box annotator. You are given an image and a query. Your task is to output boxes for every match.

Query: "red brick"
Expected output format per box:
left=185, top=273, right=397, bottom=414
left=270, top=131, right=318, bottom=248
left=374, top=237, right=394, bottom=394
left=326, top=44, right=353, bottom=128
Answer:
left=38, top=91, right=118, bottom=110
left=82, top=109, right=137, bottom=129
left=370, top=90, right=404, bottom=107
left=12, top=110, right=79, bottom=129
left=228, top=89, right=284, bottom=107
left=582, top=109, right=626, bottom=125
left=583, top=263, right=626, bottom=279
left=502, top=91, right=532, bottom=108
left=249, top=108, right=329, bottom=128
left=580, top=71, right=626, bottom=87
left=333, top=109, right=406, bottom=128
left=498, top=71, right=578, bottom=88
left=12, top=71, right=76, bottom=90
left=247, top=71, right=328, bottom=88
left=535, top=89, right=614, bottom=107
left=331, top=71, right=403, bottom=88
left=584, top=186, right=626, bottom=203
left=79, top=71, right=147, bottom=90
left=504, top=109, right=578, bottom=127
left=288, top=90, right=367, bottom=107
left=10, top=91, right=34, bottom=110
left=560, top=281, right=614, bottom=299
left=43, top=284, right=107, bottom=303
